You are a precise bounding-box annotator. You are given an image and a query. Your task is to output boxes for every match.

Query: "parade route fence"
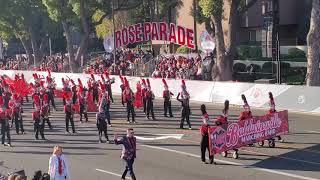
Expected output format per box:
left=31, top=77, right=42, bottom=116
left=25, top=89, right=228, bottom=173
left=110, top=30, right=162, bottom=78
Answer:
left=1, top=70, right=320, bottom=114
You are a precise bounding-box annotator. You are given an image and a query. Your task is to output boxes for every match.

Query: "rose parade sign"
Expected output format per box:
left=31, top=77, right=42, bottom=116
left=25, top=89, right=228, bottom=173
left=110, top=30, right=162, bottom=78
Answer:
left=114, top=22, right=195, bottom=49
left=209, top=110, right=289, bottom=154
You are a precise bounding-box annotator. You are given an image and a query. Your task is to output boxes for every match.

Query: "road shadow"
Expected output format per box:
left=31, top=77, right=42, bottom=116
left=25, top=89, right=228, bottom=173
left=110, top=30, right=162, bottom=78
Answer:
left=251, top=143, right=320, bottom=171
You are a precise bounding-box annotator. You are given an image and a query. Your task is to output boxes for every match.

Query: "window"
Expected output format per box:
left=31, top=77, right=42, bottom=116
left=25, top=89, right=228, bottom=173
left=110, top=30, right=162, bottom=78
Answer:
left=249, top=30, right=256, bottom=42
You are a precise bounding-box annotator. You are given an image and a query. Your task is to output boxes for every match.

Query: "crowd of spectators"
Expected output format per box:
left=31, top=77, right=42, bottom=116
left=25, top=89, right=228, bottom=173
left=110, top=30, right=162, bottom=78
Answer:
left=83, top=48, right=154, bottom=76
left=0, top=49, right=213, bottom=81
left=151, top=55, right=204, bottom=80
left=0, top=54, right=65, bottom=72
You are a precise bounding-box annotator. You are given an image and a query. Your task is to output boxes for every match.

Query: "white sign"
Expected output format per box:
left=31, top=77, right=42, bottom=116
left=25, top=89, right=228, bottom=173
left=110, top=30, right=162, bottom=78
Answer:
left=199, top=31, right=215, bottom=53
left=103, top=35, right=114, bottom=53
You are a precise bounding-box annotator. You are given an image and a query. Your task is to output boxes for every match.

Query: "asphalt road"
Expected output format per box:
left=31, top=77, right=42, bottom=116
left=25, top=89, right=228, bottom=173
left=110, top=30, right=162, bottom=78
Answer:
left=0, top=95, right=319, bottom=180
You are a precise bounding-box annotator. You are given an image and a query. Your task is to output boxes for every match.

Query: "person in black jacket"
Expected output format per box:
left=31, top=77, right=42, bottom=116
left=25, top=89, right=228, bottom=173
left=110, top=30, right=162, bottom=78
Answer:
left=177, top=80, right=191, bottom=129
left=162, top=79, right=174, bottom=117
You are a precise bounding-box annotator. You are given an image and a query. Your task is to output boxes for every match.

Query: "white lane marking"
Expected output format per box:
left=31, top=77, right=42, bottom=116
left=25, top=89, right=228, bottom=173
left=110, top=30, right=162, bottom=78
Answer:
left=307, top=131, right=320, bottom=134
left=135, top=134, right=184, bottom=141
left=141, top=145, right=320, bottom=180
left=96, top=169, right=132, bottom=180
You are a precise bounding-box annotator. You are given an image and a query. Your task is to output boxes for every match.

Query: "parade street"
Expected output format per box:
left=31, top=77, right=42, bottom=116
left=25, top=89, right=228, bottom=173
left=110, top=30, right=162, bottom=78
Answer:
left=0, top=96, right=319, bottom=180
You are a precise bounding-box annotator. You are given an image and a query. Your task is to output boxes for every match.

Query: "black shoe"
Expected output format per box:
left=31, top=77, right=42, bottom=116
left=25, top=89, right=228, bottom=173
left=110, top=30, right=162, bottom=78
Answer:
left=35, top=137, right=39, bottom=140
left=42, top=137, right=46, bottom=140
left=170, top=115, right=174, bottom=117
left=164, top=114, right=168, bottom=117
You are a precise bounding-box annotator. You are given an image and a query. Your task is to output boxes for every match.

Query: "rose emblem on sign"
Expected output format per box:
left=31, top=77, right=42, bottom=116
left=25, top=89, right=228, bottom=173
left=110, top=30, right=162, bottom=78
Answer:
left=211, top=126, right=226, bottom=151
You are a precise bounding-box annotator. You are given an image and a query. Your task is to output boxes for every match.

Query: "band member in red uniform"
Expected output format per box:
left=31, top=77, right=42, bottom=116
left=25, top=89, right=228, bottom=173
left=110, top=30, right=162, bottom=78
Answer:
left=1, top=105, right=12, bottom=147
left=90, top=74, right=99, bottom=104
left=177, top=80, right=191, bottom=129
left=120, top=76, right=126, bottom=107
left=61, top=78, right=71, bottom=105
left=238, top=94, right=252, bottom=121
left=42, top=94, right=53, bottom=130
left=133, top=81, right=142, bottom=109
left=215, top=100, right=229, bottom=126
left=145, top=79, right=155, bottom=120
left=141, top=79, right=147, bottom=114
left=20, top=74, right=29, bottom=103
left=200, top=104, right=214, bottom=164
left=2, top=80, right=11, bottom=109
left=104, top=71, right=115, bottom=103
left=64, top=96, right=76, bottom=134
left=78, top=79, right=88, bottom=123
left=123, top=78, right=136, bottom=123
left=162, top=79, right=174, bottom=117
left=9, top=94, right=24, bottom=134
left=70, top=79, right=77, bottom=104
left=33, top=105, right=45, bottom=140
left=98, top=81, right=111, bottom=126
left=267, top=92, right=283, bottom=142
left=96, top=108, right=110, bottom=143
left=46, top=70, right=57, bottom=110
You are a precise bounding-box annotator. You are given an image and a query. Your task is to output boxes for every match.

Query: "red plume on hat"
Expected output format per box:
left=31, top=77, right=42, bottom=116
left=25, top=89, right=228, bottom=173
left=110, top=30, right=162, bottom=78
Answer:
left=146, top=79, right=151, bottom=88
left=141, top=79, right=146, bottom=85
left=104, top=71, right=109, bottom=78
left=61, top=78, right=65, bottom=84
left=14, top=74, right=19, bottom=80
left=21, top=73, right=25, bottom=80
left=99, top=80, right=105, bottom=91
left=100, top=74, right=105, bottom=82
left=162, top=79, right=168, bottom=88
left=33, top=73, right=38, bottom=79
left=70, top=79, right=75, bottom=86
left=124, top=77, right=129, bottom=88
left=91, top=73, right=95, bottom=81
left=29, top=82, right=34, bottom=88
left=181, top=80, right=186, bottom=87
left=47, top=70, right=51, bottom=77
left=77, top=78, right=83, bottom=88
left=119, top=75, right=124, bottom=83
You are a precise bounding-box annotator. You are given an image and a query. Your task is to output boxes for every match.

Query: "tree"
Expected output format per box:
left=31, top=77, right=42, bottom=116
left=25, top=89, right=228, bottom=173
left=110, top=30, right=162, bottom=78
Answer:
left=306, top=0, right=320, bottom=86
left=198, top=0, right=258, bottom=81
left=42, top=0, right=143, bottom=72
left=0, top=0, right=58, bottom=65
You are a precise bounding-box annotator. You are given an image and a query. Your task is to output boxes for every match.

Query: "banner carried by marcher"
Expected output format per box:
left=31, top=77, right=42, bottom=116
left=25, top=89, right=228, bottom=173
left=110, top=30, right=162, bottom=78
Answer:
left=209, top=110, right=289, bottom=154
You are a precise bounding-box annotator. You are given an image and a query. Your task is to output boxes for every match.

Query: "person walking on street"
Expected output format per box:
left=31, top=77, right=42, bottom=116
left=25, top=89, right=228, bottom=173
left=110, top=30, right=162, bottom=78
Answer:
left=48, top=145, right=70, bottom=180
left=177, top=80, right=191, bottom=129
left=162, top=79, right=174, bottom=117
left=200, top=104, right=215, bottom=164
left=114, top=128, right=137, bottom=180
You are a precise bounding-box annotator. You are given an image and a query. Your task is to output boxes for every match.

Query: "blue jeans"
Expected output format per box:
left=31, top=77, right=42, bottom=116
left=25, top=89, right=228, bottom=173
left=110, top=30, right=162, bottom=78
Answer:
left=122, top=158, right=136, bottom=180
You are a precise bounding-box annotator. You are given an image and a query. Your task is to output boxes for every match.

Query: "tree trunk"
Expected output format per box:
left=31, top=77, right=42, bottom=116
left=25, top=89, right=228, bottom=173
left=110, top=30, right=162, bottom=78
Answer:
left=20, top=38, right=34, bottom=66
left=306, top=0, right=320, bottom=86
left=74, top=0, right=90, bottom=71
left=225, top=0, right=239, bottom=67
left=29, top=25, right=42, bottom=66
left=62, top=21, right=77, bottom=73
left=211, top=16, right=232, bottom=81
